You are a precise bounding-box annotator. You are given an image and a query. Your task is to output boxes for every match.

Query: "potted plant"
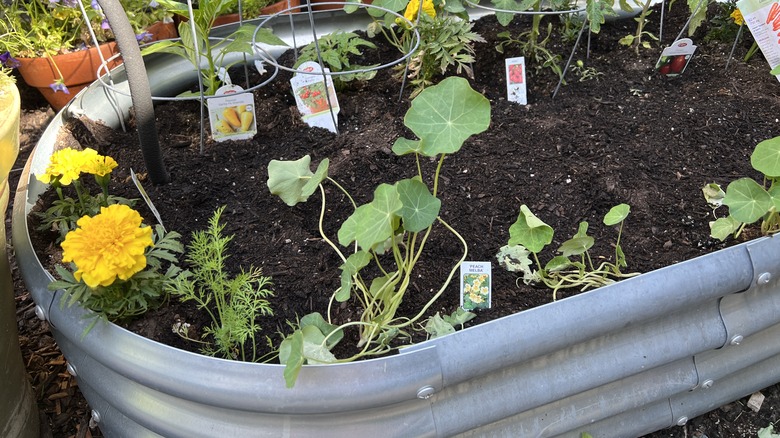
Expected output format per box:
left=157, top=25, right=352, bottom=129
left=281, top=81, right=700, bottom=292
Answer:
left=12, top=4, right=780, bottom=437
left=0, top=64, right=39, bottom=438
left=0, top=0, right=175, bottom=111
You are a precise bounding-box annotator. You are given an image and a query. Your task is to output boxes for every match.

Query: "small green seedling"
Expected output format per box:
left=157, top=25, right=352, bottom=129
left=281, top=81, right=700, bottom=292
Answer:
left=496, top=204, right=639, bottom=301
left=704, top=136, right=780, bottom=241
left=293, top=31, right=378, bottom=90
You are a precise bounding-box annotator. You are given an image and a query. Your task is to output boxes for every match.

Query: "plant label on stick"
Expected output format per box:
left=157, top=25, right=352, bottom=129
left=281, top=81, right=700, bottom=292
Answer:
left=505, top=57, right=527, bottom=105
left=290, top=61, right=340, bottom=133
left=130, top=168, right=166, bottom=232
left=208, top=84, right=256, bottom=142
left=460, top=262, right=492, bottom=310
left=736, top=0, right=780, bottom=81
left=655, top=38, right=698, bottom=77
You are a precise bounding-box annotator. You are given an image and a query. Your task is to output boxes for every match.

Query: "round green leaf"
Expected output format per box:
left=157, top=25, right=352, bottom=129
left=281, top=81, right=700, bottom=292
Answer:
left=267, top=155, right=328, bottom=206
left=508, top=205, right=553, bottom=254
left=723, top=178, right=772, bottom=224
left=603, top=204, right=630, bottom=226
left=396, top=178, right=441, bottom=232
left=404, top=77, right=491, bottom=157
left=751, top=136, right=780, bottom=178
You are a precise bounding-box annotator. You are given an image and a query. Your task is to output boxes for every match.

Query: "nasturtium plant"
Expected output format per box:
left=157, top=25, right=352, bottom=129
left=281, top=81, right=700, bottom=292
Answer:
left=704, top=136, right=780, bottom=241
left=497, top=203, right=638, bottom=300
left=267, top=77, right=490, bottom=387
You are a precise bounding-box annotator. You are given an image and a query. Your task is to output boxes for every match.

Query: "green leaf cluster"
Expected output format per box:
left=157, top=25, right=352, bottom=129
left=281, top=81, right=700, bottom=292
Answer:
left=293, top=31, right=379, bottom=90
left=497, top=204, right=638, bottom=300
left=49, top=225, right=184, bottom=334
left=168, top=206, right=274, bottom=361
left=268, top=77, right=490, bottom=386
left=402, top=14, right=485, bottom=98
left=705, top=136, right=780, bottom=241
left=141, top=0, right=286, bottom=96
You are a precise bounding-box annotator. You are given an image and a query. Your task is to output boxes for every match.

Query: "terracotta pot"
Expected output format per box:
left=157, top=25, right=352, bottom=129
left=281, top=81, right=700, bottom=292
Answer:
left=15, top=42, right=122, bottom=112
left=144, top=21, right=178, bottom=41
left=309, top=0, right=345, bottom=11
left=260, top=0, right=302, bottom=14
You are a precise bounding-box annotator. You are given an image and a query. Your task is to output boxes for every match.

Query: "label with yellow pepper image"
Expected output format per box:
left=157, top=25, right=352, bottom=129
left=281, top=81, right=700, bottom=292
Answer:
left=208, top=85, right=257, bottom=142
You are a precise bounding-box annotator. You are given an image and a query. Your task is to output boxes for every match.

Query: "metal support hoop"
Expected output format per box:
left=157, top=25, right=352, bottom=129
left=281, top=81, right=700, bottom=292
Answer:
left=253, top=4, right=421, bottom=77
left=94, top=39, right=280, bottom=102
left=464, top=0, right=586, bottom=16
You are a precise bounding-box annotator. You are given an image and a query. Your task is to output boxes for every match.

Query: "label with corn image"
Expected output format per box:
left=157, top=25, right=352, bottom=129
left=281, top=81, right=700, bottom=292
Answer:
left=208, top=85, right=257, bottom=142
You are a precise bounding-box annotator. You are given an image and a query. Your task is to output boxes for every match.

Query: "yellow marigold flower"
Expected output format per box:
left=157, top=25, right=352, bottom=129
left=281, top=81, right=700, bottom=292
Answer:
left=731, top=9, right=744, bottom=26
left=61, top=204, right=153, bottom=288
left=404, top=0, right=436, bottom=23
left=83, top=154, right=118, bottom=177
left=36, top=147, right=99, bottom=186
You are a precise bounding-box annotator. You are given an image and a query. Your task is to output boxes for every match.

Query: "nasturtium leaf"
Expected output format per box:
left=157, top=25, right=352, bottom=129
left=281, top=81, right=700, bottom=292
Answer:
left=337, top=184, right=402, bottom=249
left=280, top=330, right=304, bottom=388
left=545, top=255, right=573, bottom=272
left=757, top=424, right=780, bottom=438
left=404, top=77, right=490, bottom=157
left=709, top=216, right=742, bottom=241
left=396, top=178, right=441, bottom=232
left=424, top=313, right=456, bottom=338
left=267, top=155, right=328, bottom=206
left=603, top=204, right=630, bottom=226
left=702, top=183, right=726, bottom=208
left=391, top=138, right=423, bottom=156
left=508, top=205, right=554, bottom=253
left=751, top=137, right=780, bottom=178
left=723, top=178, right=772, bottom=224
left=301, top=325, right=338, bottom=364
left=558, top=235, right=594, bottom=257
left=495, top=244, right=534, bottom=275
left=443, top=307, right=476, bottom=326
left=336, top=251, right=371, bottom=301
left=300, top=312, right=343, bottom=348
left=574, top=221, right=589, bottom=238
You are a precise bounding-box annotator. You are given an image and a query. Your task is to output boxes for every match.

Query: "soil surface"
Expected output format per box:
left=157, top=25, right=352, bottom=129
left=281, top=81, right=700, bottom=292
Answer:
left=9, top=2, right=780, bottom=436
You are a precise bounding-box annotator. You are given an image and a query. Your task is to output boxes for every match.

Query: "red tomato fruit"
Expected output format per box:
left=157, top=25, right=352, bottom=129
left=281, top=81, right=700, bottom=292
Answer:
left=669, top=55, right=687, bottom=74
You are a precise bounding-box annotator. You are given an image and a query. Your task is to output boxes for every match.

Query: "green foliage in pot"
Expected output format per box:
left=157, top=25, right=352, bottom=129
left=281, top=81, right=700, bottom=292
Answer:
left=36, top=147, right=184, bottom=332
left=293, top=31, right=378, bottom=90
left=49, top=204, right=184, bottom=332
left=0, top=0, right=173, bottom=92
left=496, top=203, right=639, bottom=301
left=141, top=0, right=286, bottom=96
left=168, top=206, right=275, bottom=362
left=491, top=0, right=631, bottom=76
left=223, top=0, right=276, bottom=19
left=267, top=77, right=490, bottom=387
left=361, top=0, right=484, bottom=98
left=705, top=136, right=780, bottom=241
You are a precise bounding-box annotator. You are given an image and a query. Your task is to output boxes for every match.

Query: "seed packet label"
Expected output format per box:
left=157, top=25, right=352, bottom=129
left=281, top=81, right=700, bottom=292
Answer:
left=505, top=57, right=527, bottom=105
left=131, top=168, right=165, bottom=231
left=655, top=38, right=698, bottom=77
left=208, top=84, right=257, bottom=142
left=460, top=262, right=492, bottom=310
left=736, top=0, right=780, bottom=82
left=290, top=61, right=340, bottom=133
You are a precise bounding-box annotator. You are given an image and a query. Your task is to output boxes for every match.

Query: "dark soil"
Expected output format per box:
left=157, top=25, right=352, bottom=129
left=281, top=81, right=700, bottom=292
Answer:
left=10, top=2, right=780, bottom=436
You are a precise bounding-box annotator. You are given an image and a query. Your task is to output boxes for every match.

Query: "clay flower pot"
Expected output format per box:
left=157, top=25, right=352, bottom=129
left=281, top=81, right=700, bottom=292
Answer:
left=15, top=42, right=122, bottom=112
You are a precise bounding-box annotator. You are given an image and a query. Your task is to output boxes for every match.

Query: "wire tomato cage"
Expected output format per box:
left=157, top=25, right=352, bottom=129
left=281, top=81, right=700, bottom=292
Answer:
left=253, top=2, right=421, bottom=134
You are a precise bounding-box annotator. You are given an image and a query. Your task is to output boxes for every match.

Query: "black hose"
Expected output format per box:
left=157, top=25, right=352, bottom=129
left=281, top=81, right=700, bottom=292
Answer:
left=96, top=0, right=170, bottom=185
